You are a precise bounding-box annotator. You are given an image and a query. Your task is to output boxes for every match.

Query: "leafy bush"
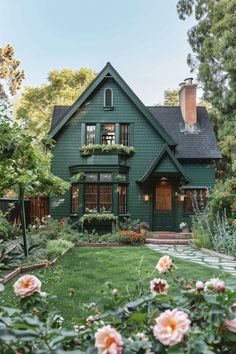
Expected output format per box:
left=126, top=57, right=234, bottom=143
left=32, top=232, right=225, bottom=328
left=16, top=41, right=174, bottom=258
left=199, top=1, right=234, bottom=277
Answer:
left=119, top=230, right=145, bottom=245
left=209, top=178, right=236, bottom=220
left=75, top=229, right=100, bottom=243
left=192, top=215, right=213, bottom=249
left=99, top=232, right=120, bottom=243
left=0, top=209, right=19, bottom=240
left=211, top=212, right=236, bottom=256
left=2, top=255, right=236, bottom=353
left=46, top=239, right=73, bottom=259
left=118, top=217, right=141, bottom=231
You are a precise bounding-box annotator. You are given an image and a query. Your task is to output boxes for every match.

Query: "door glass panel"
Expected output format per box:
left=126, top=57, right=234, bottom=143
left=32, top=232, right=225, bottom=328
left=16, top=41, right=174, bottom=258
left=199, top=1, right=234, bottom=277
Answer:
left=155, top=182, right=172, bottom=211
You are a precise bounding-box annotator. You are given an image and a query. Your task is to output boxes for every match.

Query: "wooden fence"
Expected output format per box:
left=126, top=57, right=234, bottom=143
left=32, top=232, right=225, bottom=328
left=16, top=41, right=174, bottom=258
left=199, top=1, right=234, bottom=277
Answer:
left=0, top=197, right=50, bottom=226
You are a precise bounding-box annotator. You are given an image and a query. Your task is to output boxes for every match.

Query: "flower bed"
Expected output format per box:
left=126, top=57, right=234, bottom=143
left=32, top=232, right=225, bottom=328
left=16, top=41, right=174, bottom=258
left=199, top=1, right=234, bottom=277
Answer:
left=119, top=230, right=145, bottom=245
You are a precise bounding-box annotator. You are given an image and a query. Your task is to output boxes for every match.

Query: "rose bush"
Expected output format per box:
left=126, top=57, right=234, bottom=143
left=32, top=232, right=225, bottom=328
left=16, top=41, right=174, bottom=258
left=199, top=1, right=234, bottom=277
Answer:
left=119, top=230, right=145, bottom=245
left=1, top=257, right=236, bottom=353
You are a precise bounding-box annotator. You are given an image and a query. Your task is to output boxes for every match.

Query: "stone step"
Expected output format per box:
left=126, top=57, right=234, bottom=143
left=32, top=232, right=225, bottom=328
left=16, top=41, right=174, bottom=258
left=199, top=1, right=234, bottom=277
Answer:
left=145, top=238, right=191, bottom=245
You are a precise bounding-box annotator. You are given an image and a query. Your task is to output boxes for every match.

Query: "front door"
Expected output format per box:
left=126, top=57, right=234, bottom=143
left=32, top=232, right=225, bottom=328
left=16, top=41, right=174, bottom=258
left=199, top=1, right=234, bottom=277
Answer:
left=153, top=180, right=175, bottom=231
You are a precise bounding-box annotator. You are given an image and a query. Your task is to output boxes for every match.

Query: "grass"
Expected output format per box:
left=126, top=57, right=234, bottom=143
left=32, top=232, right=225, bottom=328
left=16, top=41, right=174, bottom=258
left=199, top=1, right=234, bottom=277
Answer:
left=1, top=246, right=233, bottom=327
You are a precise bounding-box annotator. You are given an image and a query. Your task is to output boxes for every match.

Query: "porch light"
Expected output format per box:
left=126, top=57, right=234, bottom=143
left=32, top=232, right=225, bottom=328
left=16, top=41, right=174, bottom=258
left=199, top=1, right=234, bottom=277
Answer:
left=143, top=193, right=150, bottom=202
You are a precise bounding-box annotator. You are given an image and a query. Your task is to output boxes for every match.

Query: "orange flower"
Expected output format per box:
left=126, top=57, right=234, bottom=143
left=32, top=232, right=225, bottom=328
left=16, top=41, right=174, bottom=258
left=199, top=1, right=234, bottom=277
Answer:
left=95, top=325, right=123, bottom=354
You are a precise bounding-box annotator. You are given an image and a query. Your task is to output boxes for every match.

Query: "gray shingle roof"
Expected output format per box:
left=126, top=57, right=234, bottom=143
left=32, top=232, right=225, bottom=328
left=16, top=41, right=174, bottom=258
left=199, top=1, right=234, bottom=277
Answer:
left=50, top=104, right=221, bottom=159
left=147, top=106, right=221, bottom=159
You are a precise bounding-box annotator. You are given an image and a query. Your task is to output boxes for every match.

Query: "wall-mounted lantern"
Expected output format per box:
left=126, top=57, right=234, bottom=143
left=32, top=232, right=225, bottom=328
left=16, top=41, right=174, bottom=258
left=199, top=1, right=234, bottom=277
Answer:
left=143, top=193, right=151, bottom=202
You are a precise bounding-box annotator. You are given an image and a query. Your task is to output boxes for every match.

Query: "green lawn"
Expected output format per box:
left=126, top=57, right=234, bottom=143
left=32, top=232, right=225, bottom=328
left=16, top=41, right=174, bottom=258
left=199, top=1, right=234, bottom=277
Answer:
left=1, top=246, right=233, bottom=327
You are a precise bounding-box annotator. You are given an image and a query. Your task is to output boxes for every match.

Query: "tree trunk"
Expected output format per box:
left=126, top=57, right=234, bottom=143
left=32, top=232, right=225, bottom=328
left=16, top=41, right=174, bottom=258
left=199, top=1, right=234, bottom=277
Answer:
left=18, top=184, right=28, bottom=257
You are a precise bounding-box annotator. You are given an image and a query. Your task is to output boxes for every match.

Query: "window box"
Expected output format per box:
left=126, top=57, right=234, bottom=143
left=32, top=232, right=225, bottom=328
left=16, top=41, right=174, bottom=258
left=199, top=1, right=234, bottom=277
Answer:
left=79, top=213, right=118, bottom=229
left=80, top=144, right=134, bottom=157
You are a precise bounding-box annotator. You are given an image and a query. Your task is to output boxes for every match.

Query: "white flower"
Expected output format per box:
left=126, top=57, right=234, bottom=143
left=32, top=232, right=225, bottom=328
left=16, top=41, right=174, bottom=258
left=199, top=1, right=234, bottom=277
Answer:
left=204, top=278, right=225, bottom=292
left=195, top=281, right=204, bottom=292
left=40, top=291, right=48, bottom=298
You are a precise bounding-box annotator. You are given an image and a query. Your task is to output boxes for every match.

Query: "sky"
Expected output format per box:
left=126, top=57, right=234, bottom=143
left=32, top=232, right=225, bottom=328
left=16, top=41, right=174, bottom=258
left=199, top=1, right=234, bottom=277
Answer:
left=1, top=0, right=196, bottom=105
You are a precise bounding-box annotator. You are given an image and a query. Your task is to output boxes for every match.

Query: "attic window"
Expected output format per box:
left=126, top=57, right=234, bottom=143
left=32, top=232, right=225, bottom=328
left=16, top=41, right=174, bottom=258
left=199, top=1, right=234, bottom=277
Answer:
left=104, top=88, right=113, bottom=108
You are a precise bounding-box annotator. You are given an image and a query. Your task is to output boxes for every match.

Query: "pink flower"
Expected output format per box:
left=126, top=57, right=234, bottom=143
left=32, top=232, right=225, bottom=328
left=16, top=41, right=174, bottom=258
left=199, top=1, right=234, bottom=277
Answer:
left=153, top=309, right=190, bottom=346
left=195, top=281, right=204, bottom=292
left=150, top=278, right=169, bottom=295
left=13, top=275, right=41, bottom=298
left=204, top=278, right=225, bottom=292
left=156, top=255, right=172, bottom=274
left=95, top=325, right=123, bottom=354
left=225, top=304, right=236, bottom=333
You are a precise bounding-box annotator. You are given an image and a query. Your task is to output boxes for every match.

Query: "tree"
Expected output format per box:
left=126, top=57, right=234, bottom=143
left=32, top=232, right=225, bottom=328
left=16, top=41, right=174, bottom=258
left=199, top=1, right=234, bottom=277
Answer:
left=177, top=0, right=236, bottom=177
left=0, top=45, right=70, bottom=257
left=163, top=89, right=179, bottom=105
left=15, top=68, right=97, bottom=139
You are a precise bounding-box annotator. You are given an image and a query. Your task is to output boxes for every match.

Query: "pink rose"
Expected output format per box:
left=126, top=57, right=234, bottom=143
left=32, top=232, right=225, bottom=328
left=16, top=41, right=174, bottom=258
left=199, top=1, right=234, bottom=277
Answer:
left=204, top=278, right=225, bottom=292
left=156, top=255, right=172, bottom=274
left=150, top=278, right=169, bottom=295
left=195, top=281, right=204, bottom=292
left=95, top=325, right=123, bottom=354
left=13, top=275, right=41, bottom=298
left=225, top=304, right=236, bottom=333
left=153, top=309, right=190, bottom=346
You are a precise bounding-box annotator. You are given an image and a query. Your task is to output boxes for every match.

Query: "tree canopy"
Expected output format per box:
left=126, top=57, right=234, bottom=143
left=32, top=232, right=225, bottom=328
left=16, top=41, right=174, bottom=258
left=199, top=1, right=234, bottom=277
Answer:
left=177, top=0, right=236, bottom=176
left=15, top=67, right=97, bottom=139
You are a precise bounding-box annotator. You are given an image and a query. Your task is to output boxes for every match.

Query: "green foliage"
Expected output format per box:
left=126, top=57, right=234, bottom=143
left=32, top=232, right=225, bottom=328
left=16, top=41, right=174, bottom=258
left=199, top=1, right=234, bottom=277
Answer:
left=0, top=208, right=19, bottom=240
left=80, top=144, right=135, bottom=156
left=0, top=241, right=23, bottom=270
left=79, top=213, right=118, bottom=228
left=99, top=232, right=120, bottom=243
left=162, top=89, right=179, bottom=105
left=15, top=67, right=97, bottom=139
left=118, top=217, right=141, bottom=231
left=70, top=172, right=85, bottom=183
left=46, top=239, right=73, bottom=259
left=177, top=0, right=236, bottom=177
left=192, top=216, right=213, bottom=249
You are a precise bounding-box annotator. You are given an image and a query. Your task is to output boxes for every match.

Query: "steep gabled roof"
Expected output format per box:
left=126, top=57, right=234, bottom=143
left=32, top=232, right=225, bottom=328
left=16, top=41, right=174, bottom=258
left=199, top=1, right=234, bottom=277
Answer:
left=137, top=144, right=191, bottom=183
left=148, top=106, right=222, bottom=159
left=49, top=62, right=176, bottom=145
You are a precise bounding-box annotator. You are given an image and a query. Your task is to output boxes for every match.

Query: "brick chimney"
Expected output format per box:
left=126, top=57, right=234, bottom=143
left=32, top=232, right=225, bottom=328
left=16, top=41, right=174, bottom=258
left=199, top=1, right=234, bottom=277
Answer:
left=179, top=78, right=198, bottom=132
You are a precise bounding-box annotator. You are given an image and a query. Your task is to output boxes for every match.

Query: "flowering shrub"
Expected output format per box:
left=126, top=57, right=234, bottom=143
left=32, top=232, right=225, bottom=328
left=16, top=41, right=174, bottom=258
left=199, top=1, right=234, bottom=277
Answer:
left=119, top=230, right=145, bottom=245
left=1, top=256, right=236, bottom=353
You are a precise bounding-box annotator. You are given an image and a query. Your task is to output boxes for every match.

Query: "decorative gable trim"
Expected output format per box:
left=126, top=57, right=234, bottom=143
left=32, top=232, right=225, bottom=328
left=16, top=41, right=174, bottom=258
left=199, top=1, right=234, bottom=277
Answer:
left=137, top=144, right=191, bottom=183
left=49, top=62, right=176, bottom=145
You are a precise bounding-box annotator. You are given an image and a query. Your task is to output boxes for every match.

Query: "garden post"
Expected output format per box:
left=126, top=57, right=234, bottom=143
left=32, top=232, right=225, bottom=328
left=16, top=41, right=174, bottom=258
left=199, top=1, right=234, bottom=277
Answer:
left=18, top=183, right=28, bottom=257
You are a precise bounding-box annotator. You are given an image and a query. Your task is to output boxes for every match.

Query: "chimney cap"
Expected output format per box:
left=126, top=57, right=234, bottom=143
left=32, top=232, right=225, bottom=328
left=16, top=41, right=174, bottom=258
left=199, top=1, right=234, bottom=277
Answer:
left=179, top=82, right=185, bottom=87
left=184, top=77, right=194, bottom=84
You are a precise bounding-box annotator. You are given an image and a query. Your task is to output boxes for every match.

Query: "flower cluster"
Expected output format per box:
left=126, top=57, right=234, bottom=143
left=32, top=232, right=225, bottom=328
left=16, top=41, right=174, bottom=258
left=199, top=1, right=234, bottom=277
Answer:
left=119, top=230, right=145, bottom=245
left=195, top=278, right=225, bottom=293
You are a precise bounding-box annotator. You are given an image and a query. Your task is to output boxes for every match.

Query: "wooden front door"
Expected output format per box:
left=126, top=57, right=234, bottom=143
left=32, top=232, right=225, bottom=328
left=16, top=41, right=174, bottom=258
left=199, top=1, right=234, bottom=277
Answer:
left=153, top=180, right=175, bottom=231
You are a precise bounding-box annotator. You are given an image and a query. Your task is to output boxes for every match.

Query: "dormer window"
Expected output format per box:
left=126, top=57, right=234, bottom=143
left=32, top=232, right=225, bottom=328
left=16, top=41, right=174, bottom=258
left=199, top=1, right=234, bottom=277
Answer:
left=104, top=88, right=113, bottom=108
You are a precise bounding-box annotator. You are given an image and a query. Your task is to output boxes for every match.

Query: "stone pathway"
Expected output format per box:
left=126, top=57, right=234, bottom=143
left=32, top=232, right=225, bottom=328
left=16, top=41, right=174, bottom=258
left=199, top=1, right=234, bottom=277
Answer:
left=146, top=244, right=236, bottom=276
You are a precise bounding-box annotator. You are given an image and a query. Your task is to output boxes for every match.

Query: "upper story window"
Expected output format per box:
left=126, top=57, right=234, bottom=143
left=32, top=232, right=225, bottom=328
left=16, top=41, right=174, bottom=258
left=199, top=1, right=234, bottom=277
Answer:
left=120, top=124, right=130, bottom=146
left=104, top=88, right=113, bottom=108
left=86, top=124, right=96, bottom=145
left=101, top=124, right=115, bottom=145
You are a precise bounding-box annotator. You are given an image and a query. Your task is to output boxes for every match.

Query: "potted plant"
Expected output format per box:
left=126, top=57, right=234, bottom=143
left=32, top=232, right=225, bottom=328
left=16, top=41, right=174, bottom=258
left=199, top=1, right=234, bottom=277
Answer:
left=179, top=222, right=189, bottom=233
left=139, top=222, right=149, bottom=237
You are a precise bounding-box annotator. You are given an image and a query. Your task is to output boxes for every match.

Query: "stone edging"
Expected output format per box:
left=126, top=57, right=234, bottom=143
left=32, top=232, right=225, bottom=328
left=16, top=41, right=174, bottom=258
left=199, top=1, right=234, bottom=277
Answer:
left=0, top=247, right=71, bottom=285
left=201, top=247, right=236, bottom=261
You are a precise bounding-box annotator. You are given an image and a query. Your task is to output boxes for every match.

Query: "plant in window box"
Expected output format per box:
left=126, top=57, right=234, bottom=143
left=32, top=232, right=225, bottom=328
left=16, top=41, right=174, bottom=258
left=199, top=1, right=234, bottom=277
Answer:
left=80, top=144, right=135, bottom=156
left=139, top=222, right=149, bottom=237
left=79, top=213, right=118, bottom=229
left=179, top=222, right=189, bottom=233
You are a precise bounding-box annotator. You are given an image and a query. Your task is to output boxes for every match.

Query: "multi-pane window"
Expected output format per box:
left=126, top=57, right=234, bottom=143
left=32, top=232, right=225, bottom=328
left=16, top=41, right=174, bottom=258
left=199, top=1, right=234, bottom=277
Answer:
left=86, top=124, right=96, bottom=145
left=184, top=189, right=208, bottom=213
left=118, top=185, right=127, bottom=214
left=85, top=185, right=98, bottom=213
left=84, top=184, right=112, bottom=214
left=120, top=124, right=130, bottom=146
left=100, top=173, right=112, bottom=182
left=85, top=173, right=98, bottom=182
left=104, top=88, right=113, bottom=107
left=71, top=185, right=79, bottom=214
left=101, top=124, right=115, bottom=145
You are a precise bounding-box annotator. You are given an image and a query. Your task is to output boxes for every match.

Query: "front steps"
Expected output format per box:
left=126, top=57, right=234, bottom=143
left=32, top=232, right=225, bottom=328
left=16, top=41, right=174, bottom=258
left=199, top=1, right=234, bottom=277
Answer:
left=146, top=232, right=192, bottom=245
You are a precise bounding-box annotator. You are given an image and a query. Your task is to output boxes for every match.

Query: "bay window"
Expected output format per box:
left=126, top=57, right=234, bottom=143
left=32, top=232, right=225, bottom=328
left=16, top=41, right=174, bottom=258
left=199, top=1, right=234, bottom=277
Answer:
left=85, top=184, right=112, bottom=214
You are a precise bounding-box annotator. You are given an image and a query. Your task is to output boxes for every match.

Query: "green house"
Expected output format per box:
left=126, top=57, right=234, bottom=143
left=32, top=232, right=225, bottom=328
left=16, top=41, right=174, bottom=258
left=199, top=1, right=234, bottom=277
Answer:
left=49, top=62, right=221, bottom=232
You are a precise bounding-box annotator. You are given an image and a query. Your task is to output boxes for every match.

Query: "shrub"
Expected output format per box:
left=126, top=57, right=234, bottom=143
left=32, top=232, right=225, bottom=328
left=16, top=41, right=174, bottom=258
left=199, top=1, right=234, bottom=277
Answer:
left=46, top=239, right=73, bottom=259
left=0, top=209, right=19, bottom=240
left=99, top=232, right=120, bottom=243
left=118, top=217, right=140, bottom=231
left=119, top=230, right=145, bottom=245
